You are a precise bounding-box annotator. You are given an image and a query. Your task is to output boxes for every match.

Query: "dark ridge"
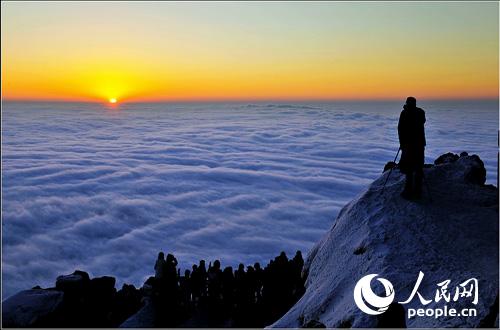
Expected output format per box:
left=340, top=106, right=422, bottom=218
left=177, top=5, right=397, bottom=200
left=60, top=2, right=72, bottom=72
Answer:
left=2, top=250, right=306, bottom=328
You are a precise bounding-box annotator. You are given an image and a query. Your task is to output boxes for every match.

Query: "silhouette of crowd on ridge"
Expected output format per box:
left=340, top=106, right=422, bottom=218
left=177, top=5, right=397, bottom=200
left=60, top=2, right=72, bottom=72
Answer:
left=149, top=251, right=305, bottom=327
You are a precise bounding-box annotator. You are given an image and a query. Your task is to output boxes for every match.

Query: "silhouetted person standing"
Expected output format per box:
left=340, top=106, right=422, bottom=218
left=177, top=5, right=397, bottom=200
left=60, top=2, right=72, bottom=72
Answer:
left=179, top=269, right=192, bottom=307
left=291, top=251, right=305, bottom=299
left=191, top=264, right=201, bottom=304
left=253, top=262, right=263, bottom=301
left=164, top=254, right=178, bottom=294
left=398, top=97, right=426, bottom=200
left=221, top=266, right=235, bottom=313
left=207, top=260, right=223, bottom=302
left=154, top=252, right=166, bottom=280
left=198, top=260, right=207, bottom=299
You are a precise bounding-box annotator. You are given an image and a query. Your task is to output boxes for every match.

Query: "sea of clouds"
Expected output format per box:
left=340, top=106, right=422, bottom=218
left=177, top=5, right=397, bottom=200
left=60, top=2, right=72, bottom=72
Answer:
left=2, top=100, right=497, bottom=299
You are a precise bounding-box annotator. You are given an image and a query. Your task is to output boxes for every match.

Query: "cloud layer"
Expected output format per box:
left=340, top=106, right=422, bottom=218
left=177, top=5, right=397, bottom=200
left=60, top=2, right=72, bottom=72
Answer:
left=2, top=100, right=497, bottom=299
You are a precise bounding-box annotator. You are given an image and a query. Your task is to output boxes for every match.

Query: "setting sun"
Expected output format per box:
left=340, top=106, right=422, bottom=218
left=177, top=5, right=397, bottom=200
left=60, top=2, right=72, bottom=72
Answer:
left=109, top=98, right=117, bottom=104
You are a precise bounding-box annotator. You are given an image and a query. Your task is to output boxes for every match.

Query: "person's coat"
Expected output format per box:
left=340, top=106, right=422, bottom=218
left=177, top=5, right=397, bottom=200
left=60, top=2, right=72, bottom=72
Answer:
left=398, top=106, right=426, bottom=173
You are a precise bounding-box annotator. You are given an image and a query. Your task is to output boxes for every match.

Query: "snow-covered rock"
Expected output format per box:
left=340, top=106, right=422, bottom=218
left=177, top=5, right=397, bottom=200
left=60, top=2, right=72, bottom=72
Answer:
left=119, top=297, right=156, bottom=328
left=272, top=154, right=498, bottom=328
left=2, top=289, right=64, bottom=327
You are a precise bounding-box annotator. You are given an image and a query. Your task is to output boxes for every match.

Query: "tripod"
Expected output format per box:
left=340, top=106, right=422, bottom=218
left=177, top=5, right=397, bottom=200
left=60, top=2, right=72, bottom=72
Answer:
left=382, top=147, right=433, bottom=203
left=381, top=147, right=401, bottom=193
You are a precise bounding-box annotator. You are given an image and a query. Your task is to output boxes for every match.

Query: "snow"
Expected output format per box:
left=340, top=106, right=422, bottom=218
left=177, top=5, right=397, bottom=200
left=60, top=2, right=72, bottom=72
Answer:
left=119, top=298, right=155, bottom=328
left=271, top=155, right=498, bottom=328
left=2, top=289, right=64, bottom=327
left=2, top=100, right=497, bottom=299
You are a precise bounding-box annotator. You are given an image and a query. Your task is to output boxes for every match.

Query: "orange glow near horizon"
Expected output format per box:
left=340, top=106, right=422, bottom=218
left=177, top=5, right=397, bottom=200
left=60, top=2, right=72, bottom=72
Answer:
left=1, top=2, right=498, bottom=103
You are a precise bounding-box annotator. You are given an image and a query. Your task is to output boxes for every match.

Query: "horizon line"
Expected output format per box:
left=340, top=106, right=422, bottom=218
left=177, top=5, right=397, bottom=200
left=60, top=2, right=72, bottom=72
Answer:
left=2, top=96, right=499, bottom=104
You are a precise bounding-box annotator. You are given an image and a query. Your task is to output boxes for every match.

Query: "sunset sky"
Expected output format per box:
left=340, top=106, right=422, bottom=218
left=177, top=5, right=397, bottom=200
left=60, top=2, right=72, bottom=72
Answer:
left=1, top=1, right=498, bottom=102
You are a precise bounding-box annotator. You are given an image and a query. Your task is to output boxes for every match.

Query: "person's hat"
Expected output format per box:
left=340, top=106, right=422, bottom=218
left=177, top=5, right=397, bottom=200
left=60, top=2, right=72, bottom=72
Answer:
left=406, top=96, right=417, bottom=106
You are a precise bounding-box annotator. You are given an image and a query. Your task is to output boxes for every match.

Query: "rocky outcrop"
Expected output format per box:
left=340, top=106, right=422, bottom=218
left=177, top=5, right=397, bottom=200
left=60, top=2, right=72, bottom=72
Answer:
left=272, top=153, right=498, bottom=328
left=434, top=152, right=460, bottom=165
left=2, top=270, right=143, bottom=327
left=2, top=289, right=64, bottom=327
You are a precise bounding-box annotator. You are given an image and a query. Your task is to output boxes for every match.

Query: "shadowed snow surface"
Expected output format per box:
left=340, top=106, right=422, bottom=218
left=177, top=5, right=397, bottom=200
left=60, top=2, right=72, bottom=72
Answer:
left=271, top=155, right=498, bottom=328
